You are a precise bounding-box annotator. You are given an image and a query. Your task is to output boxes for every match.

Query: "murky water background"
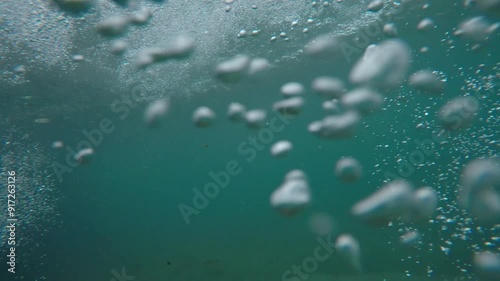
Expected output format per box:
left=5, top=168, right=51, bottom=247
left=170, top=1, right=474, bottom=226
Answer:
left=0, top=0, right=499, bottom=280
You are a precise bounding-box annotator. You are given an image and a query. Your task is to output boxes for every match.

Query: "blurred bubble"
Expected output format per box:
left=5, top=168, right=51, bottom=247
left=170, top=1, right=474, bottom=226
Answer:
left=312, top=76, right=345, bottom=99
left=417, top=18, right=435, bottom=31
left=383, top=23, right=398, bottom=37
left=244, top=109, right=267, bottom=128
left=313, top=111, right=360, bottom=139
left=273, top=97, right=304, bottom=117
left=336, top=234, right=362, bottom=272
left=144, top=98, right=170, bottom=127
left=96, top=16, right=130, bottom=38
left=304, top=35, right=341, bottom=58
left=474, top=251, right=500, bottom=280
left=400, top=230, right=421, bottom=246
left=280, top=82, right=305, bottom=97
left=367, top=0, right=384, bottom=12
left=352, top=180, right=415, bottom=226
left=74, top=148, right=94, bottom=164
left=270, top=170, right=311, bottom=217
left=460, top=158, right=500, bottom=223
left=455, top=17, right=497, bottom=42
left=438, top=96, right=478, bottom=130
left=350, top=39, right=411, bottom=89
left=215, top=55, right=250, bottom=83
left=309, top=213, right=336, bottom=235
left=270, top=140, right=293, bottom=158
left=341, top=87, right=383, bottom=115
left=409, top=70, right=445, bottom=94
left=335, top=157, right=363, bottom=183
left=193, top=106, right=216, bottom=127
left=227, top=102, right=246, bottom=121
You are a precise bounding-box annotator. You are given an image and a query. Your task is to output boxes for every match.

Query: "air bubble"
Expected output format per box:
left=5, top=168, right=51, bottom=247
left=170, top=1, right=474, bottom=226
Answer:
left=270, top=141, right=293, bottom=158
left=280, top=82, right=304, bottom=97
left=335, top=157, right=363, bottom=183
left=193, top=106, right=216, bottom=127
left=270, top=170, right=310, bottom=216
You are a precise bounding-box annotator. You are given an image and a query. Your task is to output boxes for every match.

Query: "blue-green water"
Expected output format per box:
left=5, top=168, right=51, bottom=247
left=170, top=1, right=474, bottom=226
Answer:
left=1, top=0, right=499, bottom=281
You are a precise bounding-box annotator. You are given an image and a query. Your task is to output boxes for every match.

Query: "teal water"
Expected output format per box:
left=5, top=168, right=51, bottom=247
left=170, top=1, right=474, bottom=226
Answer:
left=1, top=0, right=499, bottom=281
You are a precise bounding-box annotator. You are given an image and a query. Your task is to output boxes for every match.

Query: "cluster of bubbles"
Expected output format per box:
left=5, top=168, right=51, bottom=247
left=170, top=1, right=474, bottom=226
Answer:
left=48, top=1, right=499, bottom=279
left=0, top=129, right=61, bottom=279
left=0, top=0, right=390, bottom=121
